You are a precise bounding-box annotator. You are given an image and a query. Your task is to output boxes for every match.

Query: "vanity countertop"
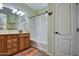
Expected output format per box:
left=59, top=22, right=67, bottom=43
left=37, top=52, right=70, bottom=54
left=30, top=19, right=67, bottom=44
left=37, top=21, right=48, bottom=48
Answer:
left=0, top=33, right=30, bottom=35
left=0, top=30, right=29, bottom=35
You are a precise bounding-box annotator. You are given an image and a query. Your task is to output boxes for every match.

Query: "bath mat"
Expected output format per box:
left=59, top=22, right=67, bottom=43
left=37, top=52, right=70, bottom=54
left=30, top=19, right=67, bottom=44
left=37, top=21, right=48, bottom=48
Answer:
left=14, top=47, right=38, bottom=56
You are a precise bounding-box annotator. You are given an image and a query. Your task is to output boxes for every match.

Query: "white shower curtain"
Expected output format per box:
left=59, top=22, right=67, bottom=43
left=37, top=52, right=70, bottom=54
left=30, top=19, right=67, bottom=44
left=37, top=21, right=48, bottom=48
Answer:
left=30, top=14, right=48, bottom=44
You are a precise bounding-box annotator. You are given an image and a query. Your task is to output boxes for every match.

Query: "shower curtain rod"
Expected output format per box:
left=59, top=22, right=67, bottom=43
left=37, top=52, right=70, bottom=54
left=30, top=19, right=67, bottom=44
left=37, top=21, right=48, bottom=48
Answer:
left=29, top=11, right=48, bottom=18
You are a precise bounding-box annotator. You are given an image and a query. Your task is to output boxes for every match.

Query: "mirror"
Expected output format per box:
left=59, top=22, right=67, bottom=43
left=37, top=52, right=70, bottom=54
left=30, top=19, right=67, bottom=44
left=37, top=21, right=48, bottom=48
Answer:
left=19, top=16, right=26, bottom=32
left=0, top=7, right=29, bottom=33
left=0, top=12, right=7, bottom=30
left=7, top=13, right=19, bottom=30
left=0, top=7, right=19, bottom=31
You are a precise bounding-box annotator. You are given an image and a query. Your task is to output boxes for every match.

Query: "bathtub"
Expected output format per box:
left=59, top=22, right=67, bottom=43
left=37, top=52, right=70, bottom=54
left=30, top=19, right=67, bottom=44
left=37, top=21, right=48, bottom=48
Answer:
left=30, top=39, right=47, bottom=52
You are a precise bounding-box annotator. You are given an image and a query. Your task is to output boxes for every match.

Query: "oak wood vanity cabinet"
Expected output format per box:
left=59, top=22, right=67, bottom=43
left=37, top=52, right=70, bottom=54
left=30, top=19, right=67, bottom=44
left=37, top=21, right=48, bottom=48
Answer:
left=0, top=33, right=30, bottom=56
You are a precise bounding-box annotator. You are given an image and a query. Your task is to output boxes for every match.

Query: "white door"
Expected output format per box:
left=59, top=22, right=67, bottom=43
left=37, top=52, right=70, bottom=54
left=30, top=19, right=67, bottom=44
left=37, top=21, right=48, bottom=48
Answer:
left=55, top=3, right=72, bottom=56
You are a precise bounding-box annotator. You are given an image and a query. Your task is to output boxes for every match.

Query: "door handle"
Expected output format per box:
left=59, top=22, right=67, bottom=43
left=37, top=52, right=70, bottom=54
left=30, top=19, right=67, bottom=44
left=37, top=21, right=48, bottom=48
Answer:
left=55, top=32, right=60, bottom=34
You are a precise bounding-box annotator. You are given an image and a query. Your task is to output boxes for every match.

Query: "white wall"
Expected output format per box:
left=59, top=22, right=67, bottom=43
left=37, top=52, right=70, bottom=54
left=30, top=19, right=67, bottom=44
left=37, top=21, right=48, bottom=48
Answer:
left=30, top=18, right=36, bottom=40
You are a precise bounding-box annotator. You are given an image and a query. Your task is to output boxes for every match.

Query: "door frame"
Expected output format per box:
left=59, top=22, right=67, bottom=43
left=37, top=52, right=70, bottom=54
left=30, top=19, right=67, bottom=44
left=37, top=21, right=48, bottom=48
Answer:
left=47, top=3, right=55, bottom=56
left=70, top=3, right=77, bottom=56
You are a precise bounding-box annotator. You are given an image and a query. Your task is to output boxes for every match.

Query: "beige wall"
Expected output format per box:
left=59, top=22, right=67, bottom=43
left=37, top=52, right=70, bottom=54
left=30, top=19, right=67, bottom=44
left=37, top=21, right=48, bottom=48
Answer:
left=47, top=3, right=55, bottom=55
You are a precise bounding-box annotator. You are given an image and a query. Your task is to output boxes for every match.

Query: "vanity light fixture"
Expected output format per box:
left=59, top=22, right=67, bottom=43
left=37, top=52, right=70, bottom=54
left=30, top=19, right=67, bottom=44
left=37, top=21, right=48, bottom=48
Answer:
left=0, top=3, right=3, bottom=10
left=12, top=8, right=25, bottom=16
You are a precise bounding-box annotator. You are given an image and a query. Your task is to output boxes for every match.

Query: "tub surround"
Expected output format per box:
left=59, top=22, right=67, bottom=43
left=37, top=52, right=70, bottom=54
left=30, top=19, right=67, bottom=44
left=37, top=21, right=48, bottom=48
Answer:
left=0, top=33, right=30, bottom=56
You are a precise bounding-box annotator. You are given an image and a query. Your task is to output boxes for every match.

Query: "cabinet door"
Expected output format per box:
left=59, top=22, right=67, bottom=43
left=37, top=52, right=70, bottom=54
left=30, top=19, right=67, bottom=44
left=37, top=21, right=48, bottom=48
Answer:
left=19, top=35, right=26, bottom=50
left=0, top=35, right=5, bottom=55
left=19, top=34, right=30, bottom=51
left=26, top=36, right=30, bottom=48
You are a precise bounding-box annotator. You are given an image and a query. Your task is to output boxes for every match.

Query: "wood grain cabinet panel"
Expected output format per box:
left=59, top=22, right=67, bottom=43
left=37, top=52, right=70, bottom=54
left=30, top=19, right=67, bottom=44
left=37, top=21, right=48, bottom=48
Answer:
left=19, top=37, right=26, bottom=50
left=25, top=36, right=30, bottom=48
left=19, top=34, right=30, bottom=51
left=0, top=35, right=5, bottom=55
left=7, top=39, right=17, bottom=44
left=8, top=48, right=18, bottom=55
left=7, top=42, right=17, bottom=49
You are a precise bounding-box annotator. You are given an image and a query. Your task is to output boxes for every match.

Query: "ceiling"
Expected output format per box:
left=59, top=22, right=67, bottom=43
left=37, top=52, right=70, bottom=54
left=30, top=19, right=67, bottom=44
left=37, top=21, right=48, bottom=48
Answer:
left=2, top=3, right=48, bottom=16
left=3, top=3, right=37, bottom=16
left=26, top=3, right=48, bottom=11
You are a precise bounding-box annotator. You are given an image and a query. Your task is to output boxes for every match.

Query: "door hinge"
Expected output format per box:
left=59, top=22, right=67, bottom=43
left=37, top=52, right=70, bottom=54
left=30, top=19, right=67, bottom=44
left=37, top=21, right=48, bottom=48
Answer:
left=76, top=3, right=78, bottom=6
left=77, top=28, right=79, bottom=32
left=48, top=12, right=53, bottom=16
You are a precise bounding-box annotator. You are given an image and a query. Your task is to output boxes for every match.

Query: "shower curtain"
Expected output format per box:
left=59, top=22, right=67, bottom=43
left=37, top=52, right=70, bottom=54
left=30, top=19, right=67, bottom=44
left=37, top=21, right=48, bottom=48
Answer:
left=30, top=14, right=48, bottom=51
left=35, top=14, right=47, bottom=43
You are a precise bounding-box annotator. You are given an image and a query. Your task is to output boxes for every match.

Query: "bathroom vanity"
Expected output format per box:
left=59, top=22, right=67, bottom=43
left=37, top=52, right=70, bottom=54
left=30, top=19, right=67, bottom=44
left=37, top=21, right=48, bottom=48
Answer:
left=0, top=33, right=30, bottom=55
left=0, top=7, right=30, bottom=56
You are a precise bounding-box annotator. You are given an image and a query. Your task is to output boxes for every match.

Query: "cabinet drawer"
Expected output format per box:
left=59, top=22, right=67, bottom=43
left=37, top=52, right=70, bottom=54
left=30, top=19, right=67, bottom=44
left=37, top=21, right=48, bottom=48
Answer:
left=12, top=35, right=18, bottom=38
left=7, top=43, right=17, bottom=49
left=19, top=34, right=29, bottom=37
left=6, top=35, right=12, bottom=39
left=8, top=48, right=17, bottom=54
left=7, top=38, right=17, bottom=43
left=0, top=35, right=5, bottom=39
left=6, top=35, right=18, bottom=39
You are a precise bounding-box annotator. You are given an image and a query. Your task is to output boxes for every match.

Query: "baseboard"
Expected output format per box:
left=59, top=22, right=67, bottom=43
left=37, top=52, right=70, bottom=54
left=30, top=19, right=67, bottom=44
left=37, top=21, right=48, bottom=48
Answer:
left=46, top=52, right=54, bottom=56
left=31, top=44, right=46, bottom=52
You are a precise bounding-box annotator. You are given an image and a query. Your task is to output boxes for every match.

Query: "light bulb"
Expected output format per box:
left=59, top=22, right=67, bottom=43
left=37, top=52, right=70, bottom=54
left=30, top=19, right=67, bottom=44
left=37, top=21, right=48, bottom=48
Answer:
left=20, top=12, right=25, bottom=16
left=0, top=3, right=3, bottom=7
left=16, top=11, right=22, bottom=15
left=12, top=9, right=17, bottom=14
left=0, top=3, right=3, bottom=10
left=16, top=12, right=20, bottom=15
left=0, top=7, right=3, bottom=10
